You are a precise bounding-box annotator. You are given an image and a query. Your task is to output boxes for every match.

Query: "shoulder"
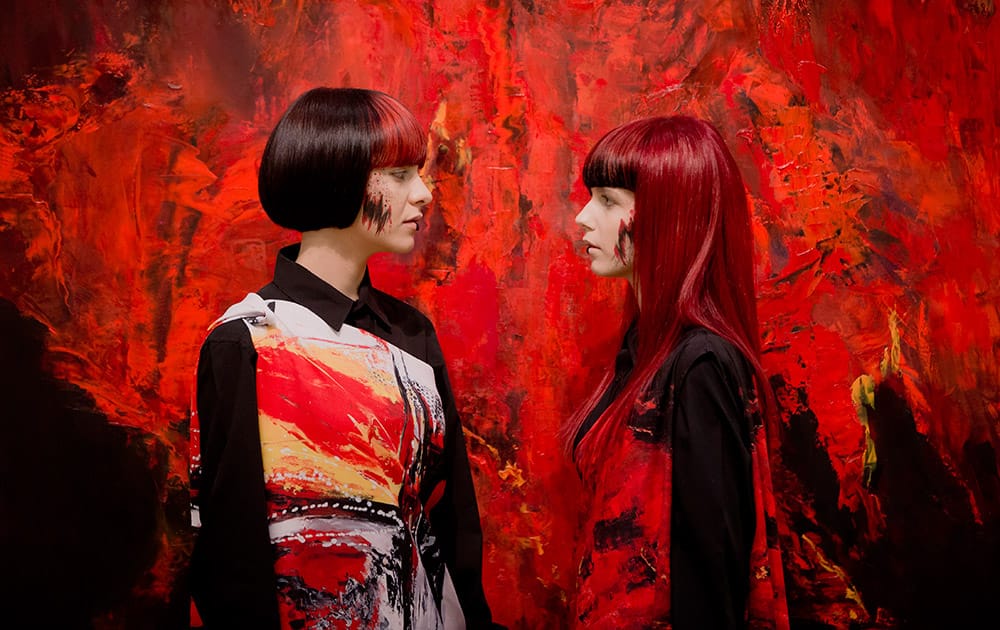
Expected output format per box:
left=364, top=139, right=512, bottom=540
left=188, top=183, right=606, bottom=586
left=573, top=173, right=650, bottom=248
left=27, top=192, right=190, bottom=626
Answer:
left=203, top=319, right=252, bottom=345
left=664, top=330, right=758, bottom=450
left=201, top=284, right=283, bottom=351
left=668, top=328, right=748, bottom=387
left=199, top=317, right=255, bottom=362
left=369, top=287, right=437, bottom=335
left=644, top=329, right=754, bottom=417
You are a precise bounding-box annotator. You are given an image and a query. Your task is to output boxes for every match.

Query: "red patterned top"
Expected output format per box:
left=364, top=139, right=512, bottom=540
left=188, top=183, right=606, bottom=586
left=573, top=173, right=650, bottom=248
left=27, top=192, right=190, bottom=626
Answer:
left=573, top=327, right=789, bottom=629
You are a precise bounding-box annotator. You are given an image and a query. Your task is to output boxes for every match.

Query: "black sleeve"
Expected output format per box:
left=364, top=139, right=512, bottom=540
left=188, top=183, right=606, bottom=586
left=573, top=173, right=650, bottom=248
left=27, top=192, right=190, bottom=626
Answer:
left=670, top=352, right=755, bottom=630
left=189, top=321, right=278, bottom=629
left=425, top=337, right=501, bottom=629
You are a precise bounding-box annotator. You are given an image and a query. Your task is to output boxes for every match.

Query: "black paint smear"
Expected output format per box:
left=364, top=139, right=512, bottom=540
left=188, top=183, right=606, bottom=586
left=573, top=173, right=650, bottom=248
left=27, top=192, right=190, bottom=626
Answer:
left=774, top=373, right=1000, bottom=628
left=770, top=374, right=863, bottom=627
left=771, top=375, right=857, bottom=548
left=0, top=298, right=162, bottom=628
left=592, top=507, right=643, bottom=552
left=851, top=377, right=1000, bottom=628
left=362, top=191, right=391, bottom=234
left=623, top=546, right=658, bottom=593
left=964, top=438, right=1000, bottom=523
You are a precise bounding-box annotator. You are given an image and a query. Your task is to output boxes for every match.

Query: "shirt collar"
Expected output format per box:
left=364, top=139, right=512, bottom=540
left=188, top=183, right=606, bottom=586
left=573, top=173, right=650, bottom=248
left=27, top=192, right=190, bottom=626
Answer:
left=270, top=243, right=389, bottom=331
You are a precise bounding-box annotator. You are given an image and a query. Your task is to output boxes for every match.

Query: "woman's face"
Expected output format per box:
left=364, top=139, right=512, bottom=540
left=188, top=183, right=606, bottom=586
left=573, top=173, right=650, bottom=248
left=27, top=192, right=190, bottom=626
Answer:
left=352, top=166, right=432, bottom=255
left=575, top=187, right=635, bottom=280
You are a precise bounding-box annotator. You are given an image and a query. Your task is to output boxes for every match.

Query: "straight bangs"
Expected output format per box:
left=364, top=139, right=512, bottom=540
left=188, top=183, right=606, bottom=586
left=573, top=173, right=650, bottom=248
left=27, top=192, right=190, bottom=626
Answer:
left=369, top=93, right=427, bottom=169
left=582, top=123, right=643, bottom=191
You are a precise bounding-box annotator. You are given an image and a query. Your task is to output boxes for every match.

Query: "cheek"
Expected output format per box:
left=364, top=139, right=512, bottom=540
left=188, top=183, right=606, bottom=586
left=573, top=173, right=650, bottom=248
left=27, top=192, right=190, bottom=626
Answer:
left=361, top=175, right=392, bottom=233
left=366, top=173, right=387, bottom=198
left=613, top=216, right=634, bottom=263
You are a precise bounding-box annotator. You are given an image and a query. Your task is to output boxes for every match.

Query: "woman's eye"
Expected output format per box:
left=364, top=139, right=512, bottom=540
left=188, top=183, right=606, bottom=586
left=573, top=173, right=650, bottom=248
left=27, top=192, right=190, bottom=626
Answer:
left=601, top=195, right=613, bottom=206
left=392, top=170, right=408, bottom=181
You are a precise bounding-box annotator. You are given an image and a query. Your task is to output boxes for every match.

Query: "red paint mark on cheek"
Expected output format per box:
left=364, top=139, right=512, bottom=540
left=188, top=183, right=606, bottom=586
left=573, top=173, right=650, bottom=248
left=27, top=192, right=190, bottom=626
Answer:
left=613, top=218, right=633, bottom=264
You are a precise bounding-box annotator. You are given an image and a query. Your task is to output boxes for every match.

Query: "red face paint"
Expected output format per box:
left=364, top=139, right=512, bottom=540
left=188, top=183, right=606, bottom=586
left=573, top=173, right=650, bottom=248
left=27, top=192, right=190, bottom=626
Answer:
left=613, top=218, right=633, bottom=265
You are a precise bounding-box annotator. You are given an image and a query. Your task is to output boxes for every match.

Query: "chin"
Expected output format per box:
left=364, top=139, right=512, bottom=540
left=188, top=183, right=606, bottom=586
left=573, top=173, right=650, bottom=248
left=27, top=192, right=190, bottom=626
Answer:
left=590, top=262, right=614, bottom=277
left=591, top=262, right=630, bottom=279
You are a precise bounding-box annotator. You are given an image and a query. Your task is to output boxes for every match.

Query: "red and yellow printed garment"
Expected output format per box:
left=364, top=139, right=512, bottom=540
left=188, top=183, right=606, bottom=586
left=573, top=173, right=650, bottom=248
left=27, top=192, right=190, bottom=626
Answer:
left=209, top=293, right=461, bottom=629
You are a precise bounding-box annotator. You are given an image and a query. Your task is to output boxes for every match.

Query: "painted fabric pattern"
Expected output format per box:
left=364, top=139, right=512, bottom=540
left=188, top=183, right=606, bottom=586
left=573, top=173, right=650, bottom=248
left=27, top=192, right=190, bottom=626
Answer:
left=237, top=296, right=452, bottom=628
left=573, top=330, right=789, bottom=629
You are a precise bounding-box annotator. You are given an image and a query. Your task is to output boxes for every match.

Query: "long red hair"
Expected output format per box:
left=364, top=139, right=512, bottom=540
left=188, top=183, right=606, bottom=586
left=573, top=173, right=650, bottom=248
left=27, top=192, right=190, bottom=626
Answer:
left=565, top=116, right=769, bottom=473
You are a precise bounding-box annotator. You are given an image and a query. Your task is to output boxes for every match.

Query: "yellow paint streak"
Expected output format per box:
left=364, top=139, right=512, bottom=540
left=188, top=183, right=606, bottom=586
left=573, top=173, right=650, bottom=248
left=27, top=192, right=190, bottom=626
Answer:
left=498, top=461, right=526, bottom=488
left=431, top=100, right=450, bottom=141
left=850, top=375, right=876, bottom=424
left=850, top=375, right=877, bottom=488
left=258, top=411, right=400, bottom=505
left=463, top=427, right=501, bottom=463
left=518, top=535, right=545, bottom=557
left=429, top=100, right=472, bottom=174
left=880, top=309, right=902, bottom=377
left=801, top=534, right=865, bottom=609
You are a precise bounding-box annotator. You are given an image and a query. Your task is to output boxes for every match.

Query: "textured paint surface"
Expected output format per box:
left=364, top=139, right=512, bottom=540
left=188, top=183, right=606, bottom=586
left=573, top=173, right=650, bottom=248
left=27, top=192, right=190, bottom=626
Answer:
left=1, top=0, right=998, bottom=627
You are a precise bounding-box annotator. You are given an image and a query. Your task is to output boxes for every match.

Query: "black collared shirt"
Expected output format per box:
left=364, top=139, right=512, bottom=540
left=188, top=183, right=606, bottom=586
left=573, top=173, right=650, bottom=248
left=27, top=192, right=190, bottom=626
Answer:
left=190, top=244, right=496, bottom=628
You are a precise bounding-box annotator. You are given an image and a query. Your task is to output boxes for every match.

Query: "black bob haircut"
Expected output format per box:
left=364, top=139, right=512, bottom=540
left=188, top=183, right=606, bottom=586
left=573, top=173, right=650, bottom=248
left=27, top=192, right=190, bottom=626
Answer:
left=257, top=87, right=427, bottom=232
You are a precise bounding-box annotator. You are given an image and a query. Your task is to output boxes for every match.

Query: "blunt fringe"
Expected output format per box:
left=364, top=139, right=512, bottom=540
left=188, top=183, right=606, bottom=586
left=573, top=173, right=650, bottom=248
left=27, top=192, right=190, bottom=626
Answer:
left=258, top=87, right=427, bottom=232
left=566, top=116, right=770, bottom=472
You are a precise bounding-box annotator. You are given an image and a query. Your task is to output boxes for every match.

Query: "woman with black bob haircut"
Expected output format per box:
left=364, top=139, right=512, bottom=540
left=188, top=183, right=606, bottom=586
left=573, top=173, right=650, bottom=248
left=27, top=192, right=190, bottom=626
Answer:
left=566, top=116, right=789, bottom=629
left=190, top=87, right=499, bottom=629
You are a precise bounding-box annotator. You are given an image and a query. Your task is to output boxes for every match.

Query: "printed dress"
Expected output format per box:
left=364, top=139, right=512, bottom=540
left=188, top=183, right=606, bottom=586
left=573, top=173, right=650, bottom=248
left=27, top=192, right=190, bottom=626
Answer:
left=239, top=294, right=457, bottom=627
left=189, top=246, right=491, bottom=629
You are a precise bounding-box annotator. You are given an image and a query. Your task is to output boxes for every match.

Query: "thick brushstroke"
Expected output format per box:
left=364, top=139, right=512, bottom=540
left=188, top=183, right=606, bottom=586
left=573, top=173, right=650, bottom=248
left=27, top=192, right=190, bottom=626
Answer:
left=0, top=299, right=166, bottom=627
left=362, top=191, right=392, bottom=234
left=1, top=0, right=998, bottom=627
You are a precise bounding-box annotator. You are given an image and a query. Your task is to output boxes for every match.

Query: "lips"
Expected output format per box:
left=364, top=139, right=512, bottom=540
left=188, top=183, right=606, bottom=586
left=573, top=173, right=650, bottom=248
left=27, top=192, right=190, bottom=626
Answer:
left=403, top=215, right=423, bottom=230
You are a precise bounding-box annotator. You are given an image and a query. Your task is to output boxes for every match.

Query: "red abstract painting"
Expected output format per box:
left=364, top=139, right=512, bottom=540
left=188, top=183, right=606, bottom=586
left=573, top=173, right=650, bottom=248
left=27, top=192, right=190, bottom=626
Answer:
left=2, top=1, right=998, bottom=628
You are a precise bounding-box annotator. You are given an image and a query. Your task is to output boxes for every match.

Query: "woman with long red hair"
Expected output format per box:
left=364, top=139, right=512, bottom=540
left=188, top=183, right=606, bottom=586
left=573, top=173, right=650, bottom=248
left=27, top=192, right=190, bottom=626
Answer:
left=567, top=116, right=789, bottom=629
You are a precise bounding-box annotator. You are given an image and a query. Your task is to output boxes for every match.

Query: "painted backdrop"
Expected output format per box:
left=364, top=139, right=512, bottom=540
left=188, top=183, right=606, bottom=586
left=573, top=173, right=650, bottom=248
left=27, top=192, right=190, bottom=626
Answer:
left=1, top=1, right=998, bottom=628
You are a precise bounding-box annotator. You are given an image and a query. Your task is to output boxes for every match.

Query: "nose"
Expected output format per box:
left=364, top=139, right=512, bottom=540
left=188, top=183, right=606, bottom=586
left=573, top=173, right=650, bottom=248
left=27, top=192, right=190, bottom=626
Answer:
left=575, top=200, right=594, bottom=229
left=411, top=175, right=432, bottom=207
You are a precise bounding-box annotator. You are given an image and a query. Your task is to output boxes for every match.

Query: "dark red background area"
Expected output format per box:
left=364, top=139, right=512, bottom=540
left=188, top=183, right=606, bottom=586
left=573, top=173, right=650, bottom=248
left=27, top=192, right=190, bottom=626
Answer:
left=1, top=1, right=998, bottom=628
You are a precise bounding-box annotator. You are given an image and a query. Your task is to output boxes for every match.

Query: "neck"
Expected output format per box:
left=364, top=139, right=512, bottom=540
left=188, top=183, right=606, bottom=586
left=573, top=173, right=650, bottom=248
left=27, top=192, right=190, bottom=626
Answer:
left=295, top=229, right=369, bottom=300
